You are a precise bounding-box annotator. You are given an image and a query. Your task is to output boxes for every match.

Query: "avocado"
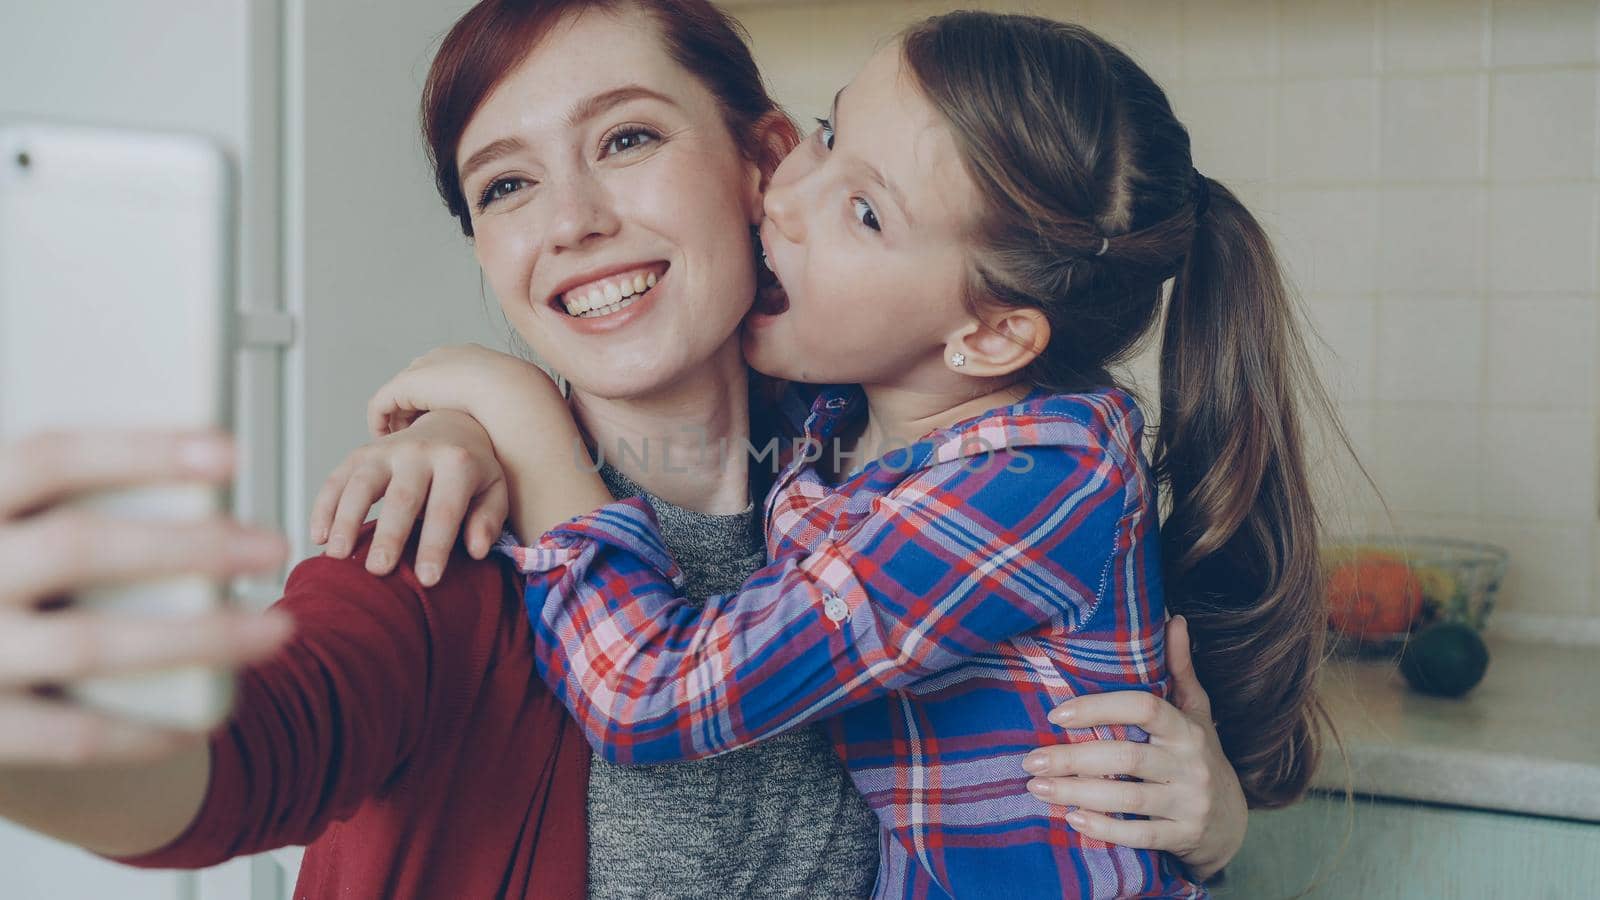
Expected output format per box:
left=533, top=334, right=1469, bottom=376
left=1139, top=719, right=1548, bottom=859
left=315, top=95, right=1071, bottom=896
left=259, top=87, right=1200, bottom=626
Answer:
left=1399, top=622, right=1490, bottom=698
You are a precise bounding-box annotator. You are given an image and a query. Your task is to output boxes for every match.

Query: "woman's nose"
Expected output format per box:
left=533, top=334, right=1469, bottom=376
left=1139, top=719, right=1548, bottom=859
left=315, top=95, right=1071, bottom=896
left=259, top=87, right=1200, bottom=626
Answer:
left=546, top=174, right=621, bottom=250
left=762, top=154, right=809, bottom=244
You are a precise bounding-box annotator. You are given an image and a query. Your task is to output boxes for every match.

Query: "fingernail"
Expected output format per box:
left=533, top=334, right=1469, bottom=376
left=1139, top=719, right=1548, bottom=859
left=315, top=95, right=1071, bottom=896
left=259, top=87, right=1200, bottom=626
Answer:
left=368, top=550, right=390, bottom=572
left=1066, top=811, right=1088, bottom=828
left=417, top=563, right=440, bottom=586
left=180, top=437, right=232, bottom=474
left=327, top=538, right=348, bottom=558
left=1026, top=779, right=1053, bottom=799
left=1023, top=752, right=1048, bottom=774
left=1049, top=706, right=1074, bottom=726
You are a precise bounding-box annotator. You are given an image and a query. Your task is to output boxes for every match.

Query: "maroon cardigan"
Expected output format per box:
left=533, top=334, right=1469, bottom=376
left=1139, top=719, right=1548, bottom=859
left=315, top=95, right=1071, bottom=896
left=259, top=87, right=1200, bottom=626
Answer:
left=117, top=525, right=589, bottom=899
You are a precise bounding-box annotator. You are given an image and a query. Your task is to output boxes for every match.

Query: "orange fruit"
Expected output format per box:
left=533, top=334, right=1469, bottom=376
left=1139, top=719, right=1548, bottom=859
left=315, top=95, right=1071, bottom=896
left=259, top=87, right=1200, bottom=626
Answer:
left=1326, top=554, right=1424, bottom=638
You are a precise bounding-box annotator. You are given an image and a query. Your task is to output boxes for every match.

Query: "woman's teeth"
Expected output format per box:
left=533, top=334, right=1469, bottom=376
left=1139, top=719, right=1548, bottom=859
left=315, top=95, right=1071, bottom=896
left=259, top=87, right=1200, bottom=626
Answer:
left=561, top=271, right=657, bottom=318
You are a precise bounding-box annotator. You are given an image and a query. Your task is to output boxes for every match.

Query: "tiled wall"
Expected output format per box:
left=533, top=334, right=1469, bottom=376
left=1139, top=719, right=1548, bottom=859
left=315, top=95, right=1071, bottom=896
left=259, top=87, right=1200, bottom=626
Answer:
left=729, top=0, right=1600, bottom=633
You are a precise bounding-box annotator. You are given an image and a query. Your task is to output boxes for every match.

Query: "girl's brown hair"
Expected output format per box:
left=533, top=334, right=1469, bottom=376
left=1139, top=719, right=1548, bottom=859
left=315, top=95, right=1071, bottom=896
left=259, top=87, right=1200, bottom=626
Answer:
left=421, top=0, right=789, bottom=238
left=902, top=11, right=1336, bottom=808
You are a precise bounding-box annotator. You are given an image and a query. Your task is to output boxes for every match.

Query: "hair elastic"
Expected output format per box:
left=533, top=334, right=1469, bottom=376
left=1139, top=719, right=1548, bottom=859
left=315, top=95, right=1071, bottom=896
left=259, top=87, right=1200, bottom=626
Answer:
left=1192, top=168, right=1211, bottom=219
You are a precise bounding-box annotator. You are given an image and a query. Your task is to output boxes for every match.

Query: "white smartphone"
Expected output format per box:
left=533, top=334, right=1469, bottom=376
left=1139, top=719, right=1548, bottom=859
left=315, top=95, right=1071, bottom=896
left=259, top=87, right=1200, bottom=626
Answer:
left=0, top=123, right=237, bottom=730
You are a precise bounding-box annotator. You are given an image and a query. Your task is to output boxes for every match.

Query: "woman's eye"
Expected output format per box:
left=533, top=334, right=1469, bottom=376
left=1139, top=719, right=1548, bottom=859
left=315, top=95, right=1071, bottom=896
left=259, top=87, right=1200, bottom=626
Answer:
left=604, top=128, right=659, bottom=156
left=851, top=197, right=881, bottom=232
left=814, top=117, right=835, bottom=151
left=479, top=177, right=527, bottom=209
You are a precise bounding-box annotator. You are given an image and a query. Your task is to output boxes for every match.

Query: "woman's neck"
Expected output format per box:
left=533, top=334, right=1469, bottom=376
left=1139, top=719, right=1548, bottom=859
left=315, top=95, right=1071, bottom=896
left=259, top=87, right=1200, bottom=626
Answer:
left=567, top=337, right=753, bottom=515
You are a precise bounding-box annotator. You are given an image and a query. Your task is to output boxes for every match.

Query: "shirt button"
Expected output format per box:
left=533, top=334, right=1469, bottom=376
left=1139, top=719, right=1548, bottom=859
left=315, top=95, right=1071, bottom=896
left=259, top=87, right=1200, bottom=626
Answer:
left=823, top=592, right=850, bottom=623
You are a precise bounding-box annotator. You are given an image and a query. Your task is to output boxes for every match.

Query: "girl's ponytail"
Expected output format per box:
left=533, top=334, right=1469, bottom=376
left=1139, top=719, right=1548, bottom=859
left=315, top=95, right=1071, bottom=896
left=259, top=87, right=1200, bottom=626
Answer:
left=1155, top=176, right=1331, bottom=807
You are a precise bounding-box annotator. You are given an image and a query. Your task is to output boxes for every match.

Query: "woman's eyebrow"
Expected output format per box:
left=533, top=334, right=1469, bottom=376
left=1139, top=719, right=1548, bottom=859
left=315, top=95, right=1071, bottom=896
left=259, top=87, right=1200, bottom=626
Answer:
left=565, top=84, right=681, bottom=128
left=459, top=86, right=681, bottom=185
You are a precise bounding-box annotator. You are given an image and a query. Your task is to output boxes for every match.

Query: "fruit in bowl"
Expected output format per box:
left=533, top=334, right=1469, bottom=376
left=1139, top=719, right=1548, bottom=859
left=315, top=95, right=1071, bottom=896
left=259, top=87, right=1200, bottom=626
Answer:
left=1323, top=538, right=1507, bottom=657
left=1326, top=551, right=1423, bottom=639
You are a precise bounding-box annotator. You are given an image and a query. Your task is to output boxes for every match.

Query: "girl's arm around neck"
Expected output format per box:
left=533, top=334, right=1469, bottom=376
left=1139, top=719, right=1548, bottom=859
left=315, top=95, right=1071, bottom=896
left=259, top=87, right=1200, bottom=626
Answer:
left=505, top=442, right=1153, bottom=764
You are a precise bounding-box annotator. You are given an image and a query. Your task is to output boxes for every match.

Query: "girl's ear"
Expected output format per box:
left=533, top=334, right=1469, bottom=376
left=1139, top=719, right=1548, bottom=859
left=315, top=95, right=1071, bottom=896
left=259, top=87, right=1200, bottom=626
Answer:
left=744, top=112, right=803, bottom=221
left=945, top=307, right=1051, bottom=378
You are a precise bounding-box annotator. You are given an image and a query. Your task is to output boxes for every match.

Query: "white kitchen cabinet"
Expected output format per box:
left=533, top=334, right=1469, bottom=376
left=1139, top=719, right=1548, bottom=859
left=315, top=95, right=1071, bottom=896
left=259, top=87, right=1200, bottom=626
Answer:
left=1218, top=792, right=1600, bottom=899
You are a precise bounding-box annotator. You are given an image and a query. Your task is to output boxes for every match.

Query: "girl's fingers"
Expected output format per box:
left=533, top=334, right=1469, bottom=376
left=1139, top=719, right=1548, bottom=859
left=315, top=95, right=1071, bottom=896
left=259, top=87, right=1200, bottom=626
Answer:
left=308, top=460, right=353, bottom=546
left=0, top=514, right=286, bottom=609
left=1026, top=774, right=1169, bottom=820
left=366, top=460, right=432, bottom=577
left=413, top=454, right=489, bottom=585
left=0, top=608, right=294, bottom=687
left=0, top=430, right=234, bottom=520
left=1024, top=740, right=1180, bottom=784
left=0, top=693, right=206, bottom=766
left=1050, top=690, right=1191, bottom=746
left=1052, top=806, right=1185, bottom=853
left=324, top=463, right=390, bottom=559
left=464, top=482, right=510, bottom=559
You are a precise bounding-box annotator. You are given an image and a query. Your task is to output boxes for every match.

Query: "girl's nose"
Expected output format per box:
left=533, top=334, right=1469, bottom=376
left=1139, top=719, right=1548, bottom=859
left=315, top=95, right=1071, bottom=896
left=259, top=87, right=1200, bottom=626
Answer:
left=762, top=154, right=809, bottom=245
left=546, top=173, right=621, bottom=250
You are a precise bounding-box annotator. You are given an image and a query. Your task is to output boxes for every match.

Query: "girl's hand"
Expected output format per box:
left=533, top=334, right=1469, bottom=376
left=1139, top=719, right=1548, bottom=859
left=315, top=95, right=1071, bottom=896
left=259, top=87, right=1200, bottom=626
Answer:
left=0, top=430, right=292, bottom=765
left=1024, top=616, right=1247, bottom=882
left=366, top=343, right=564, bottom=439
left=311, top=410, right=507, bottom=587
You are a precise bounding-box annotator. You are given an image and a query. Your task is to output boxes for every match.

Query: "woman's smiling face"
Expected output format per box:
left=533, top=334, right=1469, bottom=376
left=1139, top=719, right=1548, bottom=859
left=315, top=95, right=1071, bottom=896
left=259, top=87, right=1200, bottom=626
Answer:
left=457, top=5, right=767, bottom=399
left=744, top=43, right=983, bottom=388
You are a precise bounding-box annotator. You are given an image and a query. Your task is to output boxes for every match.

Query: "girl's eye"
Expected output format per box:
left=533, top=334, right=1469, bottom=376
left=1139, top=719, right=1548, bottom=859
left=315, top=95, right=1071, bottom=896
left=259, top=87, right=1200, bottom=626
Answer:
left=851, top=197, right=881, bottom=232
left=814, top=117, right=835, bottom=151
left=479, top=177, right=528, bottom=210
left=603, top=127, right=659, bottom=156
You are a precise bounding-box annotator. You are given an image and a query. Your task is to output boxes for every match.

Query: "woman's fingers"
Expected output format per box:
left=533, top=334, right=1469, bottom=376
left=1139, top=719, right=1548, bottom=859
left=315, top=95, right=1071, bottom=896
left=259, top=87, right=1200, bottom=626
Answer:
left=1024, top=740, right=1179, bottom=784
left=1165, top=615, right=1213, bottom=719
left=0, top=608, right=294, bottom=687
left=1051, top=806, right=1190, bottom=853
left=0, top=693, right=206, bottom=766
left=1049, top=690, right=1197, bottom=747
left=366, top=458, right=432, bottom=577
left=0, top=430, right=233, bottom=519
left=1026, top=773, right=1168, bottom=819
left=0, top=513, right=286, bottom=608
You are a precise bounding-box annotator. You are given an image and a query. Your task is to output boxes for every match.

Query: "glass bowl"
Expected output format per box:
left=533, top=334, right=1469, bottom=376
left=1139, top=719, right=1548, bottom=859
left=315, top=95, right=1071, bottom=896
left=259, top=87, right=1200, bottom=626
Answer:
left=1323, top=537, right=1507, bottom=657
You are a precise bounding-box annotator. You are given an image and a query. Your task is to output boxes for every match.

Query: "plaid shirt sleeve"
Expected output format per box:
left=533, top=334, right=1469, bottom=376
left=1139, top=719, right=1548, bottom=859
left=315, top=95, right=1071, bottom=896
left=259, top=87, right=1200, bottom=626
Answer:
left=499, top=443, right=1131, bottom=765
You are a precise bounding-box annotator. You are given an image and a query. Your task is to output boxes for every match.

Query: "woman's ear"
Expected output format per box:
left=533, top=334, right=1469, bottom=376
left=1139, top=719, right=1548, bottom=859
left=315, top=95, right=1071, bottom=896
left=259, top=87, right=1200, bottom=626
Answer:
left=744, top=112, right=803, bottom=221
left=944, top=307, right=1051, bottom=378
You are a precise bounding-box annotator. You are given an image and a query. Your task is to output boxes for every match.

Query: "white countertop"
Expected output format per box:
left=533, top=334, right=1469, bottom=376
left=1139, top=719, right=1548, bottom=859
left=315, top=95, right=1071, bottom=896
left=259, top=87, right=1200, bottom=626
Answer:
left=1309, top=637, right=1600, bottom=822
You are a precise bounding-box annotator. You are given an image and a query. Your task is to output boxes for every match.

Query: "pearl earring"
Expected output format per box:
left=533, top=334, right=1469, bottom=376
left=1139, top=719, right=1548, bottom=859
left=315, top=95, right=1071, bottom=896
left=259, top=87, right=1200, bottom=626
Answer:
left=950, top=352, right=967, bottom=368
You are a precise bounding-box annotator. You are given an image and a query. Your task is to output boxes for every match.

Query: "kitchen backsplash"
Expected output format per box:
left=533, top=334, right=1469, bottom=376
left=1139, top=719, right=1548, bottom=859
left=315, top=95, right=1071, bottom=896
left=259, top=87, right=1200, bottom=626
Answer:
left=728, top=0, right=1600, bottom=633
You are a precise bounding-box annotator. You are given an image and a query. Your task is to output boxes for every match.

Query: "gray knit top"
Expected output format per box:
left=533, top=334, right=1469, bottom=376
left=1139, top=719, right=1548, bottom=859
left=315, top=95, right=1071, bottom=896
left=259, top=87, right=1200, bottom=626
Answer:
left=584, top=463, right=880, bottom=899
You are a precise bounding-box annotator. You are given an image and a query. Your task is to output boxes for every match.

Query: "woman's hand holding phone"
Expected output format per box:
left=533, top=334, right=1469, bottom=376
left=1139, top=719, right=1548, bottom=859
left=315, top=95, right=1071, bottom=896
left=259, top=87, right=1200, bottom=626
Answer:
left=0, top=430, right=292, bottom=765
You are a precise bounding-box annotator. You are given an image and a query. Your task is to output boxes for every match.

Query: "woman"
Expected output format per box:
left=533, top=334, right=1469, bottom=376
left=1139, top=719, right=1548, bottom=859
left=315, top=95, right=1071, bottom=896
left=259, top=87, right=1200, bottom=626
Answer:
left=0, top=1, right=1246, bottom=896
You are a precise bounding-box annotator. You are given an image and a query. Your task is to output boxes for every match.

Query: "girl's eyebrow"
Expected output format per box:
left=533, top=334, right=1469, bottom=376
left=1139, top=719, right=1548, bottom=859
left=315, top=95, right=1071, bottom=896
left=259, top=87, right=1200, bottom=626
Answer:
left=832, top=85, right=912, bottom=225
left=459, top=85, right=680, bottom=185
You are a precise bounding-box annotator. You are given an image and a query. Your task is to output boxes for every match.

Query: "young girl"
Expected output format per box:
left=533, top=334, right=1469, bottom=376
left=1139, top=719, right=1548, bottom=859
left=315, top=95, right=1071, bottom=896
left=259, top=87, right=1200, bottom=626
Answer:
left=362, top=11, right=1328, bottom=898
